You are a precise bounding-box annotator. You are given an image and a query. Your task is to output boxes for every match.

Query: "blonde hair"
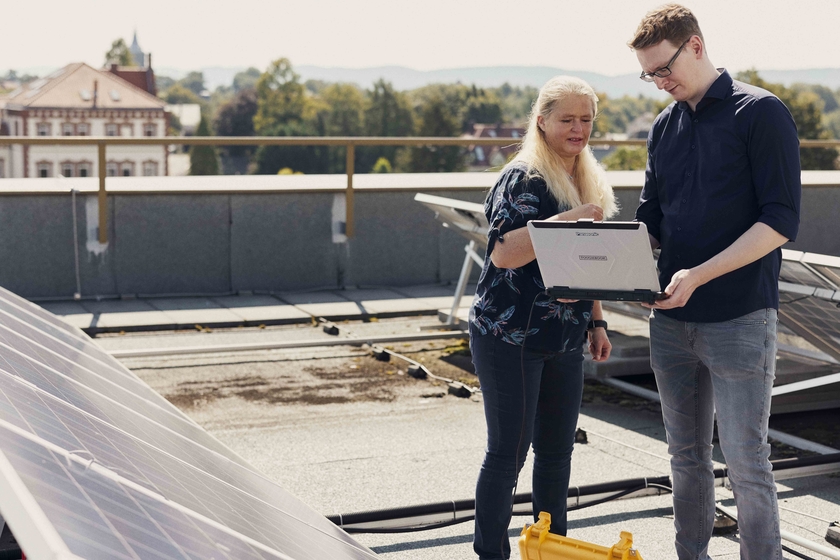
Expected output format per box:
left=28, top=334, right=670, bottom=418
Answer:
left=508, top=76, right=618, bottom=218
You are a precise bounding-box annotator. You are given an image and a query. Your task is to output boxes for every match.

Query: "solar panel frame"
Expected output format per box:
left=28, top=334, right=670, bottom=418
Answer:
left=778, top=292, right=840, bottom=362
left=414, top=192, right=489, bottom=247
left=0, top=287, right=379, bottom=560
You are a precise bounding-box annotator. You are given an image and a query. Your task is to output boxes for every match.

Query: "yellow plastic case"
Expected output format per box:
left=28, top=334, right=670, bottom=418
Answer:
left=519, top=512, right=644, bottom=560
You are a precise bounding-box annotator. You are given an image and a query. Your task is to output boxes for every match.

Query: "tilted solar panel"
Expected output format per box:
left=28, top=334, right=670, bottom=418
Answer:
left=779, top=291, right=840, bottom=363
left=414, top=192, right=489, bottom=247
left=0, top=286, right=377, bottom=560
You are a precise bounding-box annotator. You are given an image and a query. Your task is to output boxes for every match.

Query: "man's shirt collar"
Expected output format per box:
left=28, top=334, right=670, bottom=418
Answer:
left=677, top=69, right=732, bottom=113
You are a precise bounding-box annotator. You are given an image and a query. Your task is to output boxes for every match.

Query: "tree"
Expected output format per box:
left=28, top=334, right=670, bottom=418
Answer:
left=233, top=67, right=261, bottom=93
left=360, top=79, right=414, bottom=172
left=105, top=39, right=133, bottom=66
left=602, top=146, right=648, bottom=170
left=253, top=58, right=323, bottom=174
left=190, top=115, right=219, bottom=175
left=492, top=83, right=539, bottom=126
left=825, top=110, right=840, bottom=140
left=178, top=72, right=206, bottom=97
left=214, top=88, right=258, bottom=169
left=408, top=92, right=464, bottom=172
left=162, top=84, right=203, bottom=105
left=737, top=70, right=838, bottom=170
left=314, top=83, right=366, bottom=173
left=462, top=85, right=503, bottom=131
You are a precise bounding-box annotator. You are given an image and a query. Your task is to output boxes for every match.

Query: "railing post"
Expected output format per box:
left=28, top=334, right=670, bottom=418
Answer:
left=345, top=142, right=355, bottom=238
left=98, top=142, right=108, bottom=243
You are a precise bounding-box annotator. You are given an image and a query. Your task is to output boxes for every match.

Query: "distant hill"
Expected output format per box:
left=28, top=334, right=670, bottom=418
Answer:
left=194, top=65, right=840, bottom=100
left=9, top=65, right=840, bottom=99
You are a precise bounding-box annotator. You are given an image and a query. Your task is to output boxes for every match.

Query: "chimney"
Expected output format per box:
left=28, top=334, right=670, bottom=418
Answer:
left=93, top=80, right=98, bottom=109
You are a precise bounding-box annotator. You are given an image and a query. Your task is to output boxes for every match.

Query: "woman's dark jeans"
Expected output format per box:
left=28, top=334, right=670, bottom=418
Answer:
left=470, top=333, right=584, bottom=560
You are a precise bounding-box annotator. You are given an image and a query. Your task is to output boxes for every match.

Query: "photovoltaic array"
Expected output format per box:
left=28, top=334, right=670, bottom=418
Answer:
left=779, top=249, right=840, bottom=362
left=0, top=286, right=377, bottom=559
left=414, top=193, right=489, bottom=247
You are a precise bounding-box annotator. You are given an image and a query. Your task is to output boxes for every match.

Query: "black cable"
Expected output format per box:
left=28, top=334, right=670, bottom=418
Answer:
left=343, top=483, right=674, bottom=534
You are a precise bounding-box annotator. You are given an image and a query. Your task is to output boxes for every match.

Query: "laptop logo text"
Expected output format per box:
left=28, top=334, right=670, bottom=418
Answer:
left=576, top=232, right=599, bottom=236
left=579, top=255, right=608, bottom=261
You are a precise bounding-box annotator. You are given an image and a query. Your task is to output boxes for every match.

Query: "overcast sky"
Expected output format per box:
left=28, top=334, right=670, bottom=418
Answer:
left=3, top=0, right=839, bottom=76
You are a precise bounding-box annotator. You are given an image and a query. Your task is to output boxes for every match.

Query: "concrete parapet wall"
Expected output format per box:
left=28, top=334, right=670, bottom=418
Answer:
left=0, top=171, right=837, bottom=299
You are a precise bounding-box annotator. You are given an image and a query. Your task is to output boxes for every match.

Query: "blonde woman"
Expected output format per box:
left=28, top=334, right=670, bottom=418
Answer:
left=469, top=75, right=617, bottom=560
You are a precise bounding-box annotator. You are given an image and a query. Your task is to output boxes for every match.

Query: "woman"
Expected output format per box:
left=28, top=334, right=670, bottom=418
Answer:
left=470, top=75, right=617, bottom=560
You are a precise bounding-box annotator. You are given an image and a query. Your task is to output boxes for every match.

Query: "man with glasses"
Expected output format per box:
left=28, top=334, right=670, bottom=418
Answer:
left=628, top=4, right=800, bottom=560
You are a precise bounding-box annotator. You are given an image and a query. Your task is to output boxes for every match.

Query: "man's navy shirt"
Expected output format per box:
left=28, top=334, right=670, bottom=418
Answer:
left=636, top=70, right=801, bottom=322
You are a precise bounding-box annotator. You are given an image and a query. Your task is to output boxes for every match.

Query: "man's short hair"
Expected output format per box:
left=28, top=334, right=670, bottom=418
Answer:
left=628, top=3, right=703, bottom=50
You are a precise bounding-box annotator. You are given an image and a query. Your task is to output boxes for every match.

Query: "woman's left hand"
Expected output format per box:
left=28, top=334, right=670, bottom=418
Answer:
left=588, top=328, right=611, bottom=362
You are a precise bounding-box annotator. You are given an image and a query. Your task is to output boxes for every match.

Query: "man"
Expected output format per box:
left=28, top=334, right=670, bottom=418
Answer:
left=628, top=4, right=800, bottom=560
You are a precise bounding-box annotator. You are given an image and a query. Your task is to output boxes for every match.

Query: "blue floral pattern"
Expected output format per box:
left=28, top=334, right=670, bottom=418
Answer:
left=469, top=164, right=592, bottom=352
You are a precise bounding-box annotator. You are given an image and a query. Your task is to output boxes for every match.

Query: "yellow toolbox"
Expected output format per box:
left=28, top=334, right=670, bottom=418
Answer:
left=519, top=512, right=644, bottom=560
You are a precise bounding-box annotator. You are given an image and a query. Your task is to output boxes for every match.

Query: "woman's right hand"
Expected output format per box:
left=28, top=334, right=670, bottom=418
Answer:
left=554, top=203, right=604, bottom=222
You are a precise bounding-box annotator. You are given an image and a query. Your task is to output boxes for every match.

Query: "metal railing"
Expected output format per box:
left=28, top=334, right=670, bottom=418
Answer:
left=1, top=136, right=838, bottom=243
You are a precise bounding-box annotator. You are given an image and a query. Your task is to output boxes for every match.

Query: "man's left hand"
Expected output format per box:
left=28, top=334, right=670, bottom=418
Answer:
left=644, top=268, right=701, bottom=309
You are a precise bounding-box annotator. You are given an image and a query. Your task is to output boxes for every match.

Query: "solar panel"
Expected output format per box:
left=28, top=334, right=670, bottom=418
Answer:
left=778, top=291, right=840, bottom=363
left=800, top=252, right=840, bottom=290
left=414, top=192, right=489, bottom=247
left=781, top=249, right=840, bottom=291
left=0, top=286, right=377, bottom=560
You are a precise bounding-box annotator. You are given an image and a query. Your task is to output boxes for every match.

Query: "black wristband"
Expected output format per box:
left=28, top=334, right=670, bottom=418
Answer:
left=587, top=319, right=608, bottom=331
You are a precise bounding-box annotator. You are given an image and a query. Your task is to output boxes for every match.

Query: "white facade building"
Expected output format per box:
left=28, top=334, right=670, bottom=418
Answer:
left=0, top=63, right=168, bottom=179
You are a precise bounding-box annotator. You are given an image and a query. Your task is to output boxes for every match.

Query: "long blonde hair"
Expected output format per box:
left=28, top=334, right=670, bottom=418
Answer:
left=509, top=76, right=618, bottom=218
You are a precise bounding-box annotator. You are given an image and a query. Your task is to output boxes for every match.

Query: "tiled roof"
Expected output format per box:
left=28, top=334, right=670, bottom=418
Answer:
left=1, top=62, right=166, bottom=110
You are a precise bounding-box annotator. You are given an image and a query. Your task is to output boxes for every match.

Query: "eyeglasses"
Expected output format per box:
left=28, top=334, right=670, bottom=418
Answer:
left=639, top=39, right=690, bottom=82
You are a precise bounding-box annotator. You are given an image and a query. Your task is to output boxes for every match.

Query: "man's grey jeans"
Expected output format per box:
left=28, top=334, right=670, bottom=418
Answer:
left=650, top=308, right=782, bottom=560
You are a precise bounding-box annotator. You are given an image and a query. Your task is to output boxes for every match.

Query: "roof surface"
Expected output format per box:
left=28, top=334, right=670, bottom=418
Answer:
left=1, top=62, right=166, bottom=110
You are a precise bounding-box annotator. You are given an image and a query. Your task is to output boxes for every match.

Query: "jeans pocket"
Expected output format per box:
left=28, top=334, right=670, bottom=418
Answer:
left=728, top=318, right=767, bottom=326
left=727, top=309, right=768, bottom=326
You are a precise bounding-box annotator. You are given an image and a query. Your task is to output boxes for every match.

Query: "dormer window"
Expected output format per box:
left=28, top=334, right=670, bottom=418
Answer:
left=109, top=90, right=121, bottom=102
left=79, top=90, right=92, bottom=101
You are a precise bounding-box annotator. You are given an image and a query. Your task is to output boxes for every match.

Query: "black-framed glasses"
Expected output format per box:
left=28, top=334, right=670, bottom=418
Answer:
left=639, top=39, right=690, bottom=82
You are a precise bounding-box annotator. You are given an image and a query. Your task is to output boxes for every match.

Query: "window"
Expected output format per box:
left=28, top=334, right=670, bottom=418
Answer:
left=37, top=162, right=52, bottom=178
left=76, top=123, right=90, bottom=136
left=78, top=163, right=91, bottom=178
left=109, top=90, right=121, bottom=102
left=62, top=123, right=75, bottom=136
left=37, top=123, right=51, bottom=136
left=474, top=146, right=485, bottom=162
left=143, top=123, right=157, bottom=137
left=106, top=162, right=118, bottom=177
left=120, top=162, right=134, bottom=176
left=105, top=123, right=119, bottom=137
left=0, top=159, right=5, bottom=178
left=61, top=162, right=74, bottom=177
left=142, top=161, right=158, bottom=176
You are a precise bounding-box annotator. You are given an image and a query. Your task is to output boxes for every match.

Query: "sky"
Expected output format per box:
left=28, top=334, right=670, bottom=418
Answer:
left=2, top=0, right=839, bottom=77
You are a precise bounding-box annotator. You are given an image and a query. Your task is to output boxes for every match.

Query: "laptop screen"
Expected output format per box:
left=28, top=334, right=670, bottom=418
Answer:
left=527, top=220, right=661, bottom=300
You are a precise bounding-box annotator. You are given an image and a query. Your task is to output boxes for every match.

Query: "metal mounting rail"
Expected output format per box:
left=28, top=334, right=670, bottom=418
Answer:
left=108, top=330, right=469, bottom=359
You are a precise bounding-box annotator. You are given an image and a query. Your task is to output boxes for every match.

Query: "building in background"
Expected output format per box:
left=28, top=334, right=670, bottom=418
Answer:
left=463, top=124, right=524, bottom=171
left=0, top=62, right=168, bottom=179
